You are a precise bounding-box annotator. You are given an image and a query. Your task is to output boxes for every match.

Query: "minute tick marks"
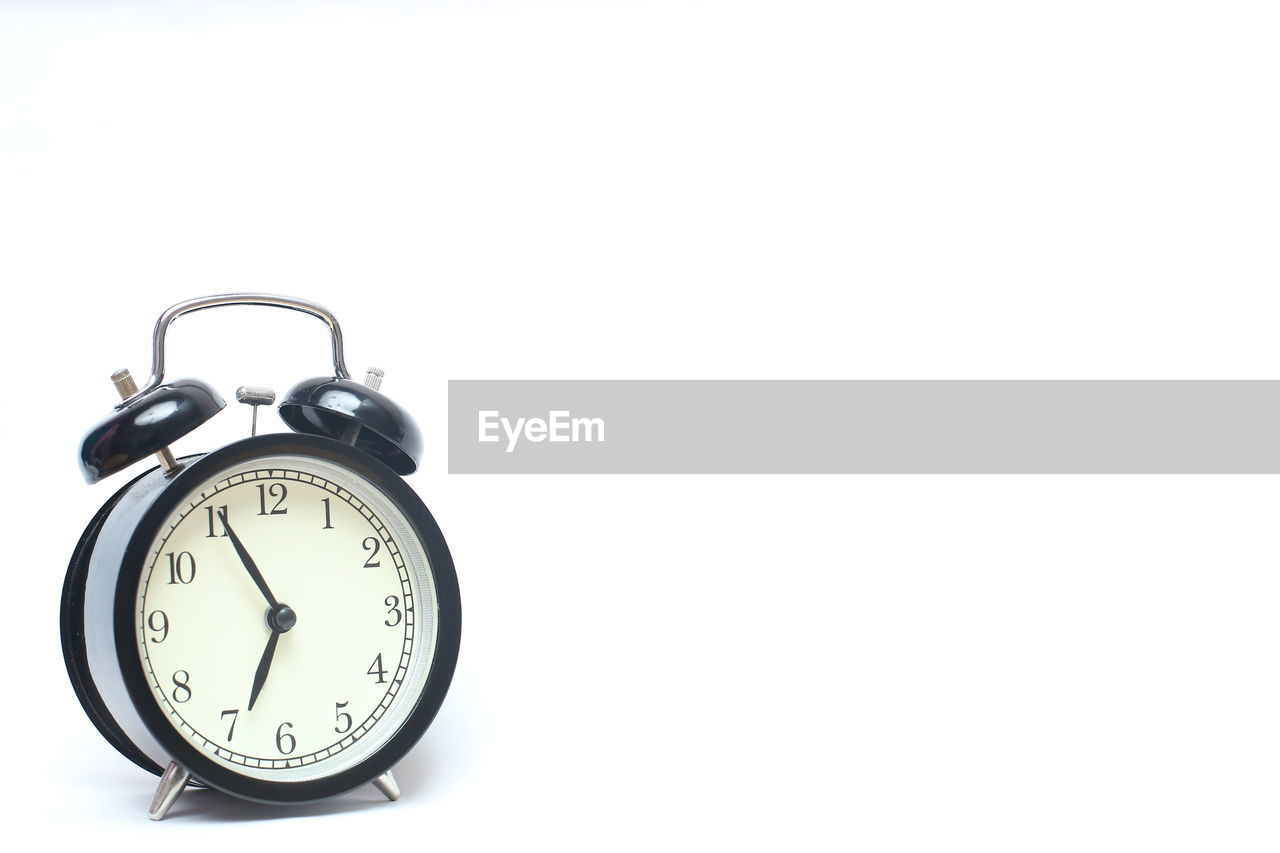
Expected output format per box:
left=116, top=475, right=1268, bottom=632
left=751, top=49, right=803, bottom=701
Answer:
left=137, top=460, right=429, bottom=777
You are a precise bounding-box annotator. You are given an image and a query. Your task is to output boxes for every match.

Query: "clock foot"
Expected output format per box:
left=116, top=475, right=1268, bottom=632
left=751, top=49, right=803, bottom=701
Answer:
left=148, top=761, right=190, bottom=820
left=372, top=771, right=400, bottom=801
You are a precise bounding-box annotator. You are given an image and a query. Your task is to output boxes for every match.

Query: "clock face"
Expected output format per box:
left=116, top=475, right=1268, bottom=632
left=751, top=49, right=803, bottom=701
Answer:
left=133, top=453, right=439, bottom=783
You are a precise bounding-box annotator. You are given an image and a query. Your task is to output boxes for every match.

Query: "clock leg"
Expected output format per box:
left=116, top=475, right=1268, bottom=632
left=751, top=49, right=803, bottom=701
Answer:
left=148, top=761, right=190, bottom=820
left=371, top=771, right=400, bottom=801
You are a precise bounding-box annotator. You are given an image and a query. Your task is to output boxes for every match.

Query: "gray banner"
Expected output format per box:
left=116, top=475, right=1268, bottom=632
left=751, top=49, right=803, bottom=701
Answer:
left=447, top=380, right=1280, bottom=474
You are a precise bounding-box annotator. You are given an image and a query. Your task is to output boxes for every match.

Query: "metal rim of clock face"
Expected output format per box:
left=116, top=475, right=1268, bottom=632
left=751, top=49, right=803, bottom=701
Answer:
left=139, top=456, right=434, bottom=782
left=110, top=434, right=461, bottom=803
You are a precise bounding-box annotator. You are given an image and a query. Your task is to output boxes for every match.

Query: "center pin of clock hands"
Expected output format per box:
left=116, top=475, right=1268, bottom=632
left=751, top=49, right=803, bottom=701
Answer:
left=218, top=508, right=296, bottom=711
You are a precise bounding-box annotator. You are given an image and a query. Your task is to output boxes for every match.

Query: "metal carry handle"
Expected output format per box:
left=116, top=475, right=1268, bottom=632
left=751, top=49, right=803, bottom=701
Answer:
left=116, top=293, right=351, bottom=408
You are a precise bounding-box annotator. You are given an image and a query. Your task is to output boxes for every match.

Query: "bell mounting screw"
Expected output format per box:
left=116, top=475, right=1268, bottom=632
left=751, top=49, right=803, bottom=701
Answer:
left=339, top=367, right=386, bottom=445
left=112, top=369, right=179, bottom=474
left=236, top=386, right=276, bottom=436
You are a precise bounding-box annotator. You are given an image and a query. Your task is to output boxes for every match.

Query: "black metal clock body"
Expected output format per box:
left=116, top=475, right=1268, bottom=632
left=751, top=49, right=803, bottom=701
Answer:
left=62, top=432, right=462, bottom=804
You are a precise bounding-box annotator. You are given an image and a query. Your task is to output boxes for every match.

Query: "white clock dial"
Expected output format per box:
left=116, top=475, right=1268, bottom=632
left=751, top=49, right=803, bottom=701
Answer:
left=134, top=454, right=439, bottom=783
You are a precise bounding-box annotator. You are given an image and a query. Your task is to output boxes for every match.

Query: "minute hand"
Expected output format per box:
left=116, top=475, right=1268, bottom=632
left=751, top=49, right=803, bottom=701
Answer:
left=219, top=509, right=279, bottom=608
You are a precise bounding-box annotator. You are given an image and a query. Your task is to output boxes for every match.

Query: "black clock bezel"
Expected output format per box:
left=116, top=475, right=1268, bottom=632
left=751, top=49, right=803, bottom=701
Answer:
left=112, top=432, right=462, bottom=804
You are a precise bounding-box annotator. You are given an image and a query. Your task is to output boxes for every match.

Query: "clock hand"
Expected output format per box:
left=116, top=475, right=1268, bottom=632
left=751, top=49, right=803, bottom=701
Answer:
left=219, top=509, right=280, bottom=608
left=247, top=629, right=279, bottom=711
left=247, top=604, right=296, bottom=711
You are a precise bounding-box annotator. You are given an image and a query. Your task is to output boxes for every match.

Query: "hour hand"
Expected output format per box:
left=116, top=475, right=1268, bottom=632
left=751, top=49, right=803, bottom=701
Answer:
left=247, top=603, right=296, bottom=710
left=219, top=509, right=279, bottom=608
left=247, top=630, right=279, bottom=711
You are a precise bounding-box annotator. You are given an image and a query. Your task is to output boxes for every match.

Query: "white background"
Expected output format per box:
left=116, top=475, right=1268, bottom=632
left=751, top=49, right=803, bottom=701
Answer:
left=2, top=0, right=1278, bottom=849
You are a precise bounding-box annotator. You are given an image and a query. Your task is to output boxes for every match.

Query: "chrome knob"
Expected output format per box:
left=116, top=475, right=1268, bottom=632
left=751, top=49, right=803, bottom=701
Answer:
left=236, top=386, right=276, bottom=436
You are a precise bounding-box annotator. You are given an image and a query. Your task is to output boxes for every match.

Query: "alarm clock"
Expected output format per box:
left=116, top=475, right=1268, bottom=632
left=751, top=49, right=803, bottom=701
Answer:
left=61, top=294, right=461, bottom=819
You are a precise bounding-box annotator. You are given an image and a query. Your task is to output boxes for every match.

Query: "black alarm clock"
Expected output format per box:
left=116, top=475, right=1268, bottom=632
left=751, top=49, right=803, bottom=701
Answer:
left=61, top=294, right=461, bottom=819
